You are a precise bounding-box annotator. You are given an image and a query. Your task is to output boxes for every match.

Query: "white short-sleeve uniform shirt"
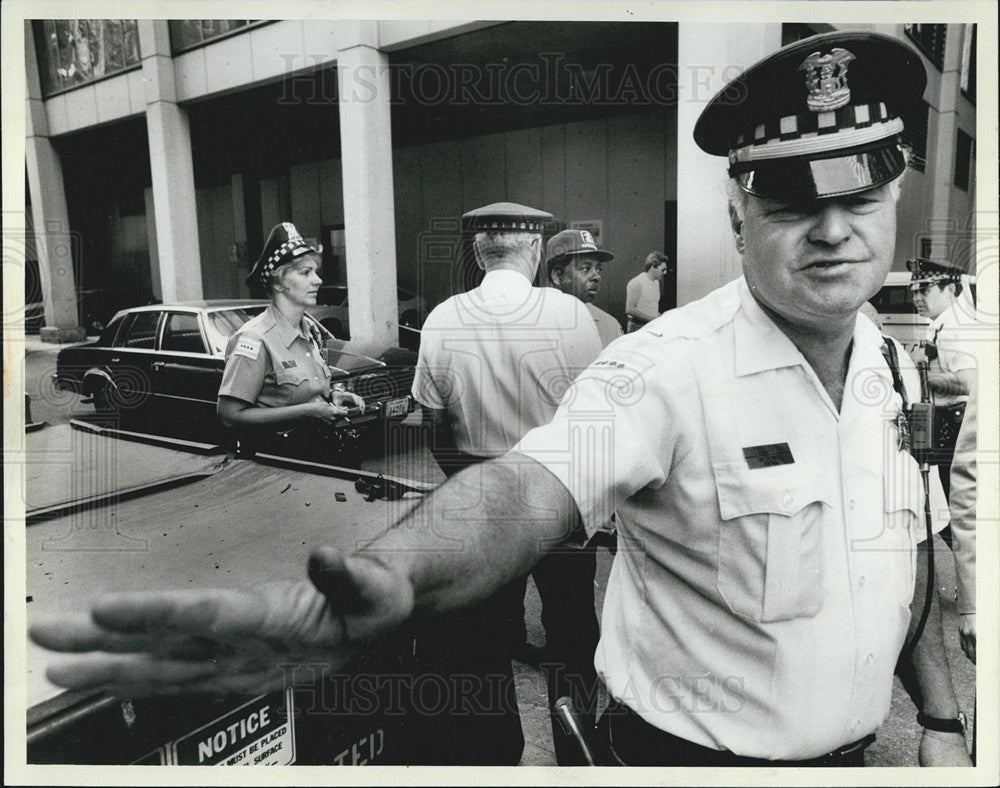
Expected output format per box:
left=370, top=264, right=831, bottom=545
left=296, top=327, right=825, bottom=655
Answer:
left=515, top=277, right=924, bottom=760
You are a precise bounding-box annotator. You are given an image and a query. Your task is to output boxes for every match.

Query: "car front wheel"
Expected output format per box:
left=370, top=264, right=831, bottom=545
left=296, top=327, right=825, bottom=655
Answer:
left=92, top=383, right=117, bottom=415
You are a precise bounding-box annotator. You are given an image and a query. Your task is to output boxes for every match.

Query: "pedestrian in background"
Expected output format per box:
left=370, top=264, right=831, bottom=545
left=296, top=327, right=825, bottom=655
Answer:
left=547, top=228, right=622, bottom=347
left=625, top=252, right=667, bottom=332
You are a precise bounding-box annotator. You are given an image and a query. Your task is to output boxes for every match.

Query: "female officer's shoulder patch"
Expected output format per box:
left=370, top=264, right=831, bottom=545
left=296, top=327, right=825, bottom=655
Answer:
left=232, top=336, right=262, bottom=360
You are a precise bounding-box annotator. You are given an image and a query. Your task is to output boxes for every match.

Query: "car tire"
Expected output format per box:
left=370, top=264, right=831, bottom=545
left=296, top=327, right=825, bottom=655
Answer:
left=92, top=383, right=117, bottom=415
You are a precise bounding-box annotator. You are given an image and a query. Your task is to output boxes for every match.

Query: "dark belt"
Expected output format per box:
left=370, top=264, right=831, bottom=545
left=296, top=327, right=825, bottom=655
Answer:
left=600, top=701, right=874, bottom=767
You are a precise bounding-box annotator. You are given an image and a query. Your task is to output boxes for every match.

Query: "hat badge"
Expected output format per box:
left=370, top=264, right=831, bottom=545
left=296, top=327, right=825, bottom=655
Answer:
left=580, top=230, right=595, bottom=245
left=799, top=47, right=855, bottom=112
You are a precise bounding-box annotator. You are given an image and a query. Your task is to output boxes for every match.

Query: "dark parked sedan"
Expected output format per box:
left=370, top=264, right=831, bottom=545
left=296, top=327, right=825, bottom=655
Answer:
left=53, top=300, right=416, bottom=450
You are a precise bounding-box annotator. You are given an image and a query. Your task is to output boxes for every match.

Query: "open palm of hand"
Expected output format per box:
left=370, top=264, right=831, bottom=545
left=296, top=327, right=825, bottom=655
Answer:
left=29, top=548, right=414, bottom=698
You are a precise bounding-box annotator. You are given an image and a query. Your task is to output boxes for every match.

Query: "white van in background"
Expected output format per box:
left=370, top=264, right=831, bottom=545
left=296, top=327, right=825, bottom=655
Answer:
left=868, top=272, right=928, bottom=356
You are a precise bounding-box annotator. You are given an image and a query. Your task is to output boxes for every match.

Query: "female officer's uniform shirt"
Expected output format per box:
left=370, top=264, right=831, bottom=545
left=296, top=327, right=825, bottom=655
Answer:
left=219, top=304, right=331, bottom=406
left=514, top=277, right=924, bottom=761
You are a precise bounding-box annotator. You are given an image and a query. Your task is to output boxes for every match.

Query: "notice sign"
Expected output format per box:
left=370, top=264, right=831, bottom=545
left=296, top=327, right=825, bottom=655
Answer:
left=171, top=690, right=295, bottom=765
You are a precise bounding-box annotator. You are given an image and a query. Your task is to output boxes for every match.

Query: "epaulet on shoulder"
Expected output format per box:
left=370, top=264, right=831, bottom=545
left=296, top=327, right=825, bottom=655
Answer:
left=640, top=281, right=741, bottom=344
left=235, top=309, right=274, bottom=338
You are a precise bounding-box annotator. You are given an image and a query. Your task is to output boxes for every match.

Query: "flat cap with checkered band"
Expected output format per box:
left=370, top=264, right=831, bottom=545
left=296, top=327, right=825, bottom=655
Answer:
left=247, top=222, right=321, bottom=292
left=462, top=202, right=553, bottom=234
left=906, top=258, right=963, bottom=288
left=694, top=32, right=927, bottom=200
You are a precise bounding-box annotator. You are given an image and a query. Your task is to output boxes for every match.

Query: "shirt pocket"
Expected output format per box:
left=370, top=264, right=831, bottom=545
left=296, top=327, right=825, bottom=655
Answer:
left=881, top=458, right=922, bottom=607
left=274, top=366, right=315, bottom=405
left=713, top=461, right=829, bottom=623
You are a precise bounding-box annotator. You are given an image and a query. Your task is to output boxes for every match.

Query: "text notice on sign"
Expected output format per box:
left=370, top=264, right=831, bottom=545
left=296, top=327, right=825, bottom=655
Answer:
left=171, top=690, right=295, bottom=765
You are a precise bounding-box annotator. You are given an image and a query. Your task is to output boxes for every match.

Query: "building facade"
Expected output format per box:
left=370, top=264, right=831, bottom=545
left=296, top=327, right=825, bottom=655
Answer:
left=24, top=19, right=976, bottom=343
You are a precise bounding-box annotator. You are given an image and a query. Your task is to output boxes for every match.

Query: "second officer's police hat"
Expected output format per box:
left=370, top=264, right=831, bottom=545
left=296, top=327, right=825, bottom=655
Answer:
left=247, top=222, right=321, bottom=292
left=906, top=258, right=963, bottom=289
left=462, top=202, right=553, bottom=234
left=694, top=32, right=927, bottom=200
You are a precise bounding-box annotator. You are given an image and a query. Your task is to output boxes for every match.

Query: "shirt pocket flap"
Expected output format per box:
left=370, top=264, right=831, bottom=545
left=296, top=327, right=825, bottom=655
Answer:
left=275, top=367, right=312, bottom=386
left=882, top=456, right=923, bottom=517
left=714, top=461, right=831, bottom=520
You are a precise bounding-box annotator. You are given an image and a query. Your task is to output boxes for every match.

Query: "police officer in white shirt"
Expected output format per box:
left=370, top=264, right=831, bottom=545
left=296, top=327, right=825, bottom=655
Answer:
left=30, top=32, right=971, bottom=769
left=908, top=258, right=977, bottom=505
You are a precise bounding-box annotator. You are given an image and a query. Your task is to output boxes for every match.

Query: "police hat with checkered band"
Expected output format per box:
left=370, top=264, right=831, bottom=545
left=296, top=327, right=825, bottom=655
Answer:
left=694, top=31, right=927, bottom=200
left=247, top=222, right=321, bottom=292
left=906, top=258, right=963, bottom=289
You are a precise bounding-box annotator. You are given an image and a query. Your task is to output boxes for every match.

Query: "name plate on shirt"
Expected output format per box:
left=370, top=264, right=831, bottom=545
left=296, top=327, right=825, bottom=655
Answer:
left=742, top=443, right=794, bottom=469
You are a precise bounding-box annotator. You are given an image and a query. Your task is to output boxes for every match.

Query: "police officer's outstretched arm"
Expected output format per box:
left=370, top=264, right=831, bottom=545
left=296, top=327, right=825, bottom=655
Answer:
left=30, top=453, right=575, bottom=697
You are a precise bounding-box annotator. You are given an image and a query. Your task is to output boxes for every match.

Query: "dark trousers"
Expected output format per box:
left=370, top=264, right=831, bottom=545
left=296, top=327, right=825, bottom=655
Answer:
left=596, top=701, right=870, bottom=766
left=513, top=547, right=601, bottom=765
left=937, top=463, right=955, bottom=549
left=400, top=583, right=525, bottom=765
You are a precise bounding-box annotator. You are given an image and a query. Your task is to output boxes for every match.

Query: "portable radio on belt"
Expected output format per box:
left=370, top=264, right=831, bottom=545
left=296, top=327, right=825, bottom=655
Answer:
left=882, top=337, right=936, bottom=661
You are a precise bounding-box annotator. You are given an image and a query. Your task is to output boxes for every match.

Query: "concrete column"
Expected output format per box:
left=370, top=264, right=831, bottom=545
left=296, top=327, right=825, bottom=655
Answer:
left=144, top=187, right=162, bottom=299
left=923, top=24, right=965, bottom=260
left=24, top=21, right=85, bottom=342
left=139, top=20, right=203, bottom=302
left=676, top=23, right=781, bottom=304
left=337, top=29, right=398, bottom=349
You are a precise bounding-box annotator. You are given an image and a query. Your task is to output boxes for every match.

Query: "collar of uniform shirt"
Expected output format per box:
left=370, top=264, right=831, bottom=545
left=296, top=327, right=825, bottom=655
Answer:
left=480, top=268, right=534, bottom=294
left=732, top=277, right=885, bottom=378
left=267, top=303, right=313, bottom=348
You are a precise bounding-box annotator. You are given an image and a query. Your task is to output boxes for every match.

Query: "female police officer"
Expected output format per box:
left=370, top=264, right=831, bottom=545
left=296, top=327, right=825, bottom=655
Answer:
left=217, top=222, right=364, bottom=457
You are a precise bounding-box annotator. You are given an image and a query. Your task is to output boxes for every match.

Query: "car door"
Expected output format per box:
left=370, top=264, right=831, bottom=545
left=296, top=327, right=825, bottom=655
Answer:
left=103, top=309, right=163, bottom=417
left=152, top=310, right=226, bottom=437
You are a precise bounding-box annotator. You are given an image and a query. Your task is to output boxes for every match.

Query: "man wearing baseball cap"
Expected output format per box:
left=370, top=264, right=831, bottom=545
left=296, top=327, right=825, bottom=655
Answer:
left=546, top=228, right=622, bottom=348
left=31, top=33, right=971, bottom=767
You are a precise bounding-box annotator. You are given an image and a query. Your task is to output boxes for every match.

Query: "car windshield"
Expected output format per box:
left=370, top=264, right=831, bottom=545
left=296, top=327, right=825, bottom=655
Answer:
left=870, top=286, right=918, bottom=315
left=205, top=307, right=267, bottom=354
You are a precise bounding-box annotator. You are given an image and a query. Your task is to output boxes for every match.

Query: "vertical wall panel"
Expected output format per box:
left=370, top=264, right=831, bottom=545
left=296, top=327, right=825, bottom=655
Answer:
left=504, top=127, right=544, bottom=210
left=393, top=146, right=424, bottom=295
left=540, top=124, right=567, bottom=224
left=461, top=135, right=507, bottom=209
left=318, top=158, right=344, bottom=226
left=606, top=110, right=667, bottom=319
left=195, top=184, right=236, bottom=299
left=290, top=161, right=322, bottom=245
left=259, top=177, right=282, bottom=241
left=420, top=140, right=465, bottom=306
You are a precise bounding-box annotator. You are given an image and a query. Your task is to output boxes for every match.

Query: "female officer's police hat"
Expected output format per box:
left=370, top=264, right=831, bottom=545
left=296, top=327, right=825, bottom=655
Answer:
left=247, top=222, right=321, bottom=291
left=694, top=32, right=927, bottom=200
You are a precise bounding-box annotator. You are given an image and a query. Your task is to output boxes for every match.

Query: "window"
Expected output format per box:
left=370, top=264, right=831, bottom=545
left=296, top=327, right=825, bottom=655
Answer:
left=168, top=20, right=267, bottom=54
left=954, top=129, right=973, bottom=191
left=960, top=25, right=977, bottom=101
left=114, top=311, right=160, bottom=349
left=870, top=285, right=918, bottom=315
left=161, top=313, right=207, bottom=354
left=901, top=99, right=930, bottom=173
left=780, top=23, right=835, bottom=47
left=904, top=24, right=947, bottom=71
left=206, top=307, right=266, bottom=354
left=33, top=20, right=141, bottom=97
